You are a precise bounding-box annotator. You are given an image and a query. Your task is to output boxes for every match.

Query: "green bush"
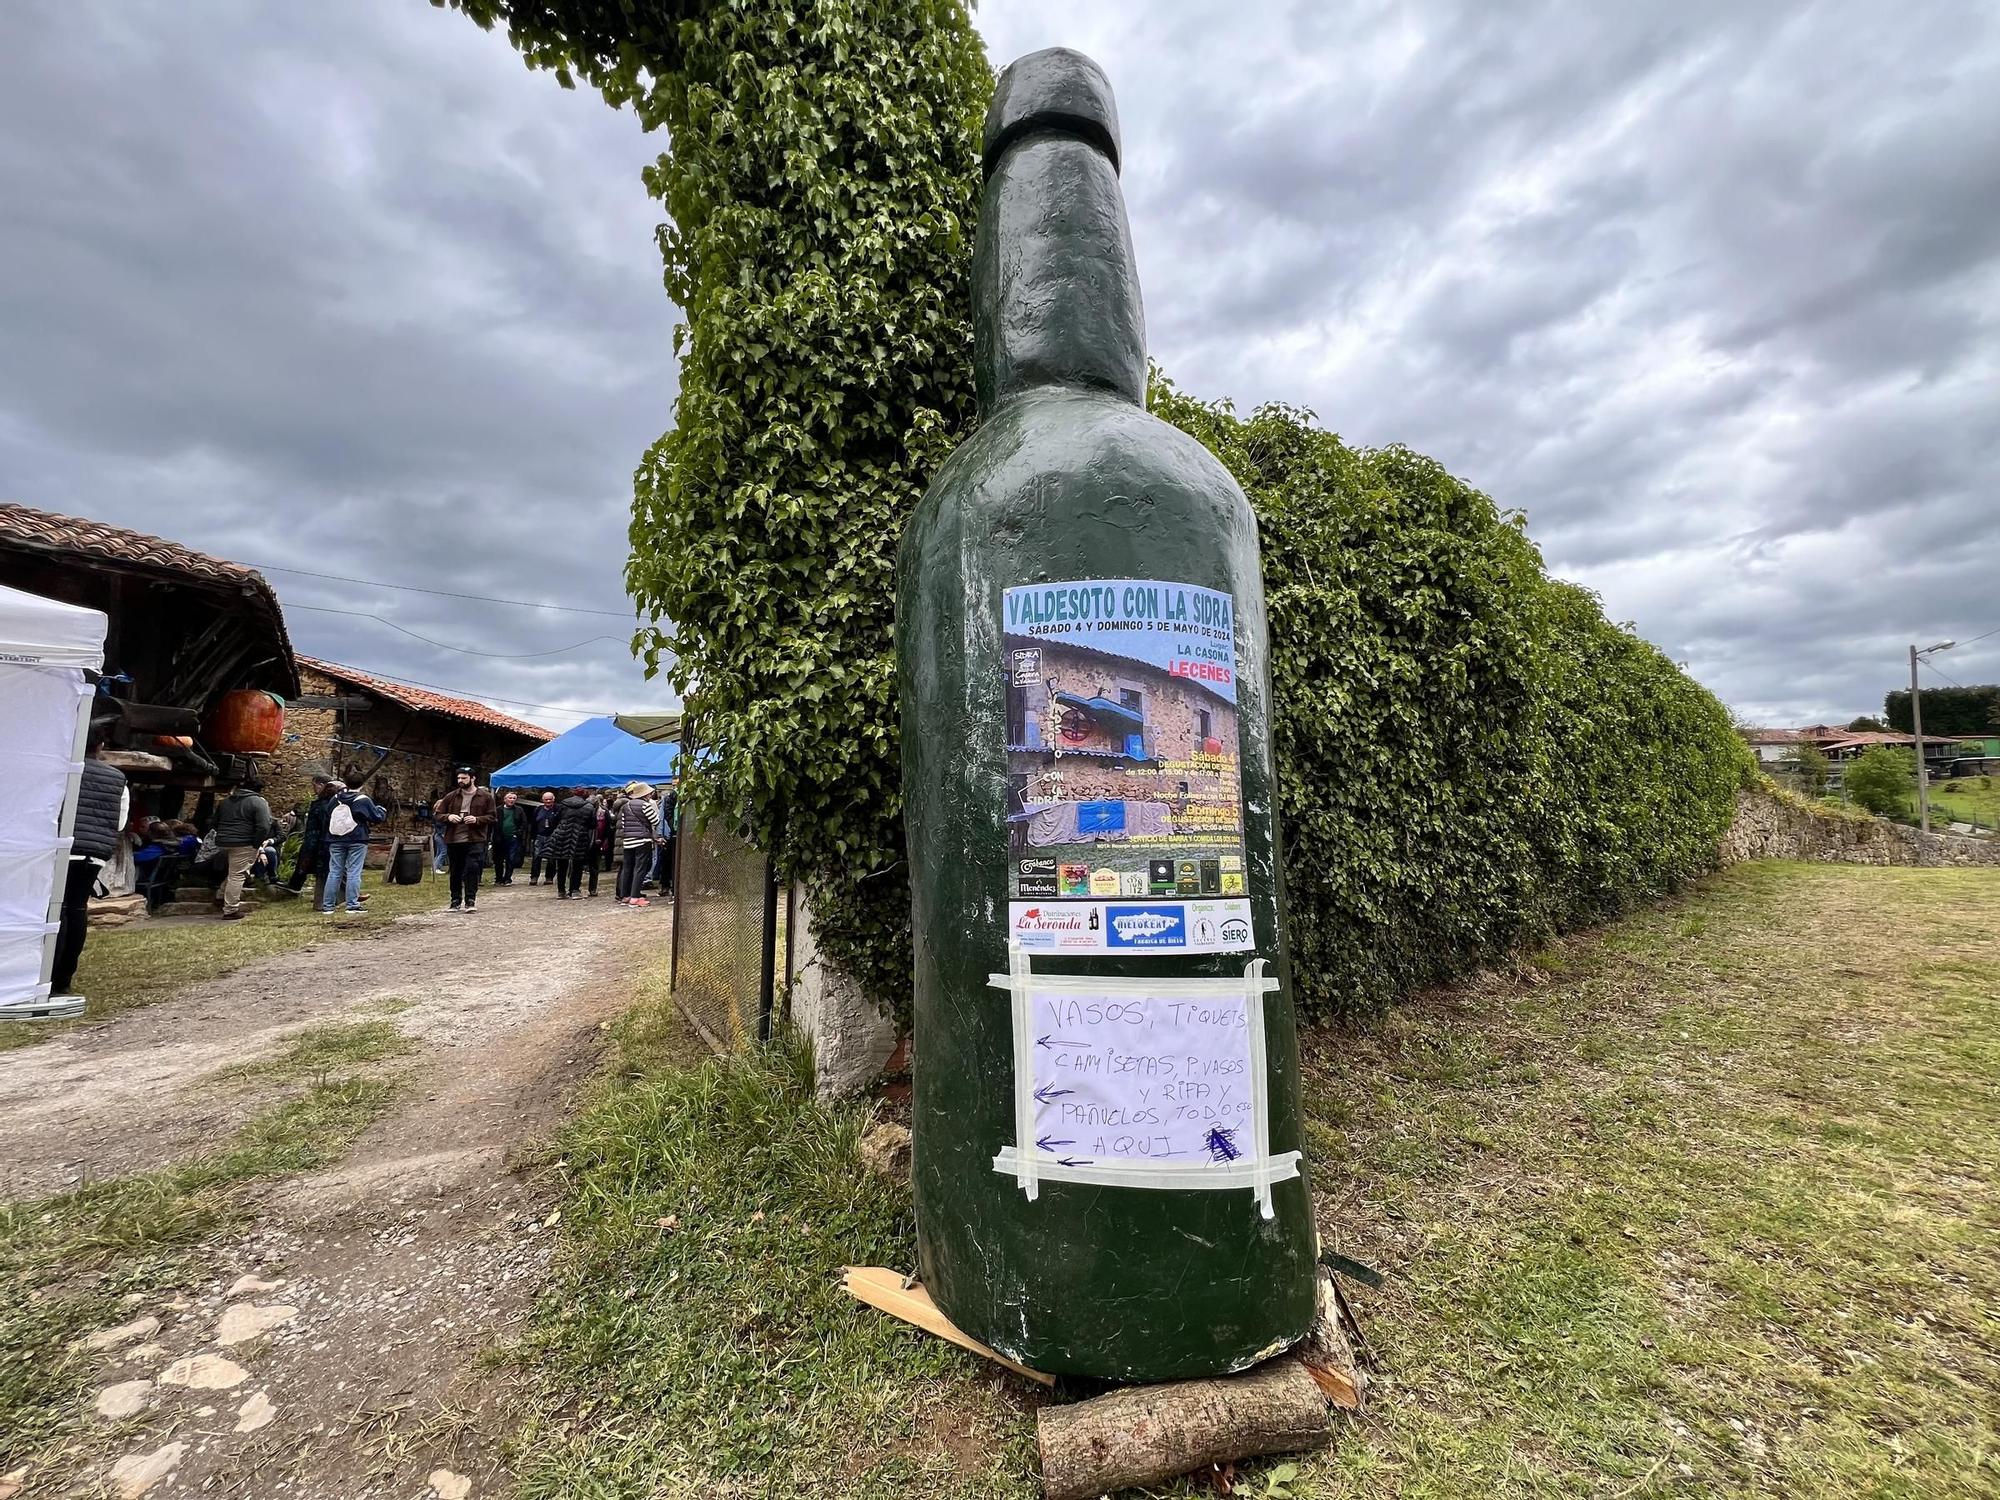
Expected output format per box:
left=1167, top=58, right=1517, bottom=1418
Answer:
left=1845, top=746, right=1917, bottom=818
left=443, top=0, right=992, bottom=1005
left=1150, top=386, right=1752, bottom=1019
left=454, top=0, right=1752, bottom=1025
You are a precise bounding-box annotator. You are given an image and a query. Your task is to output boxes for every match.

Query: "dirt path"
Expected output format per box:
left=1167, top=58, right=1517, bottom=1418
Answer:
left=5, top=881, right=676, bottom=1499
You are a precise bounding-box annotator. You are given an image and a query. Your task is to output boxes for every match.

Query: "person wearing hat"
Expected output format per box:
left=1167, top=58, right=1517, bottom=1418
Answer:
left=430, top=766, right=496, bottom=912
left=613, top=780, right=662, bottom=907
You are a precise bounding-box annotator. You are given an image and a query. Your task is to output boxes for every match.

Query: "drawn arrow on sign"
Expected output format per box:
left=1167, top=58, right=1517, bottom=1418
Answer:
left=1035, top=1136, right=1075, bottom=1152
left=1031, top=1085, right=1074, bottom=1104
left=1037, top=1036, right=1088, bottom=1051
left=1056, top=1156, right=1094, bottom=1168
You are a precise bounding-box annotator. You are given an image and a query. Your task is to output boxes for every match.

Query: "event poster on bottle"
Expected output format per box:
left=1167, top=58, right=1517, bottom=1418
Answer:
left=1001, top=578, right=1253, bottom=955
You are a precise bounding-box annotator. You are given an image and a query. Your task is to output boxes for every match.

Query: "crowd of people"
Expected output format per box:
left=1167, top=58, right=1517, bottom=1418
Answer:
left=47, top=763, right=682, bottom=999
left=286, top=768, right=681, bottom=915
left=464, top=779, right=680, bottom=909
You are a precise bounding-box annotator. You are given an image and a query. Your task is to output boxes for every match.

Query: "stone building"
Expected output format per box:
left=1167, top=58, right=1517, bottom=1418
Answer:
left=1003, top=632, right=1239, bottom=808
left=0, top=502, right=297, bottom=803
left=265, top=656, right=553, bottom=834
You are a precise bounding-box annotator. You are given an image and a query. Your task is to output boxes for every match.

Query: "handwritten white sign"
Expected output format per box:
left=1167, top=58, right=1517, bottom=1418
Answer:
left=1028, top=990, right=1254, bottom=1168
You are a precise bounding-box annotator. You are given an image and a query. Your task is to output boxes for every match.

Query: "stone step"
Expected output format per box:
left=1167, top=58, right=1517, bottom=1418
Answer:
left=155, top=901, right=221, bottom=918
left=169, top=883, right=295, bottom=903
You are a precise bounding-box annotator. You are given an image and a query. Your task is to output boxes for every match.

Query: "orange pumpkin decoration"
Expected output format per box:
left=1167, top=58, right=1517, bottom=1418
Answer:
left=204, top=689, right=285, bottom=755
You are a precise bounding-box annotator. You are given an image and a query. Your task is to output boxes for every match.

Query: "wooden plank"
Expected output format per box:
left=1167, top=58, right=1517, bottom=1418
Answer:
left=1297, top=1271, right=1366, bottom=1411
left=841, top=1266, right=1055, bottom=1386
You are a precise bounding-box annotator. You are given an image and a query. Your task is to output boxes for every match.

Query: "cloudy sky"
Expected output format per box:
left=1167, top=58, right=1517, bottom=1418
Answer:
left=3, top=1, right=1996, bottom=730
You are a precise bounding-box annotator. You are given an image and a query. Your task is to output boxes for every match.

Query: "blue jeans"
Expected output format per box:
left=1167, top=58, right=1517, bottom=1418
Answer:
left=324, top=843, right=367, bottom=911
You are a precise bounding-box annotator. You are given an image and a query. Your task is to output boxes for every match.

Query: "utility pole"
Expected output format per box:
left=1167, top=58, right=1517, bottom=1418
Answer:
left=1911, top=644, right=1929, bottom=833
left=1910, top=638, right=1959, bottom=835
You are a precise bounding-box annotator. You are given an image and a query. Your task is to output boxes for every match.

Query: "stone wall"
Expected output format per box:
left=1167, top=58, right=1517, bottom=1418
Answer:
left=1721, top=785, right=2000, bottom=868
left=786, top=881, right=897, bottom=1097
left=266, top=667, right=538, bottom=835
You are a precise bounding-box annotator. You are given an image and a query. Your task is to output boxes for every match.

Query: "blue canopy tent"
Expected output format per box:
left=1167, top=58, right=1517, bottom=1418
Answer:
left=490, top=715, right=679, bottom=789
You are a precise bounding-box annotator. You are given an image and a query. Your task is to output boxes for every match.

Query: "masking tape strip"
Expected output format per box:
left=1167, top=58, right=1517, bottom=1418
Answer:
left=991, top=1148, right=1302, bottom=1193
left=988, top=971, right=1280, bottom=997
left=994, top=950, right=1289, bottom=1215
left=1244, top=958, right=1274, bottom=1217
left=1005, top=942, right=1038, bottom=1201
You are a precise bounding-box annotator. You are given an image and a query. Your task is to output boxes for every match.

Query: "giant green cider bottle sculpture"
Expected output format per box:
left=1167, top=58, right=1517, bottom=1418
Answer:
left=898, top=48, right=1317, bottom=1380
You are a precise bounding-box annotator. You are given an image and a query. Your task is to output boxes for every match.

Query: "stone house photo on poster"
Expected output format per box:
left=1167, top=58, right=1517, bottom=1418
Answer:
left=1001, top=579, right=1248, bottom=904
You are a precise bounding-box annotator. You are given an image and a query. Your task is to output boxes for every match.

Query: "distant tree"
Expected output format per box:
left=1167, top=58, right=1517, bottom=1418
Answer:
left=1846, top=715, right=1888, bottom=732
left=1845, top=746, right=1916, bottom=817
left=1781, top=741, right=1830, bottom=796
left=1884, top=685, right=2000, bottom=737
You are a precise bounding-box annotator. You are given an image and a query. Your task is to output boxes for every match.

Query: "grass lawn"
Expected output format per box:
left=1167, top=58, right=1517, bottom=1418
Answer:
left=0, top=870, right=440, bottom=1054
left=0, top=1019, right=411, bottom=1470
left=1928, top=774, right=2000, bottom=830
left=505, top=861, right=1999, bottom=1498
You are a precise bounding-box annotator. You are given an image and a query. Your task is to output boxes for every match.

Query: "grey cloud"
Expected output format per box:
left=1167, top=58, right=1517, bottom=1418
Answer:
left=0, top=0, right=679, bottom=727
left=983, top=0, right=2000, bottom=724
left=3, top=1, right=1996, bottom=737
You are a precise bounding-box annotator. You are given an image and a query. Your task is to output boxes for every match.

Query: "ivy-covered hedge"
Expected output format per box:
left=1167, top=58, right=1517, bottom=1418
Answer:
left=1150, top=385, right=1754, bottom=1018
left=453, top=0, right=1752, bottom=1025
left=444, top=0, right=990, bottom=1005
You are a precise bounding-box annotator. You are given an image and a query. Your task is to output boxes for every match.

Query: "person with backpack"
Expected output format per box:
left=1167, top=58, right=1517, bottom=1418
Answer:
left=614, top=782, right=662, bottom=907
left=318, top=779, right=385, bottom=914
left=431, top=766, right=496, bottom=912
left=212, top=772, right=277, bottom=920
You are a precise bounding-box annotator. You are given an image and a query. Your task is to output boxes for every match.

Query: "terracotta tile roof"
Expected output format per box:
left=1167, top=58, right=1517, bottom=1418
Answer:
left=0, top=501, right=276, bottom=593
left=0, top=501, right=296, bottom=692
left=298, top=655, right=556, bottom=743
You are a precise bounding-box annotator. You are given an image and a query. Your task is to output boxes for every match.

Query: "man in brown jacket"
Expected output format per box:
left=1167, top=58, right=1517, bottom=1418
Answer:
left=431, top=766, right=496, bottom=913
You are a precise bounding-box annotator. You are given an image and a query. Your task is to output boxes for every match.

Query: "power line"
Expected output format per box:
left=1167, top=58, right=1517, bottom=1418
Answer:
left=334, top=662, right=621, bottom=720
left=250, top=560, right=637, bottom=619
left=1954, top=623, right=2000, bottom=649
left=1919, top=657, right=1966, bottom=690
left=287, top=602, right=624, bottom=660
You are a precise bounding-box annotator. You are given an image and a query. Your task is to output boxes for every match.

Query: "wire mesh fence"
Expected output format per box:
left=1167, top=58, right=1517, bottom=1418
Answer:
left=670, top=814, right=778, bottom=1053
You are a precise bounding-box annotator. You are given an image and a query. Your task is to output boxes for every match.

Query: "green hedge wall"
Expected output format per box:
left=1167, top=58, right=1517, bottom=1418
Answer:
left=1150, top=383, right=1754, bottom=1019
left=451, top=0, right=1751, bottom=1026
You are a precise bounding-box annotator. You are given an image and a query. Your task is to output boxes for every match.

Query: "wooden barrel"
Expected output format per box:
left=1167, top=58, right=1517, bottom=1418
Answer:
left=204, top=689, right=285, bottom=754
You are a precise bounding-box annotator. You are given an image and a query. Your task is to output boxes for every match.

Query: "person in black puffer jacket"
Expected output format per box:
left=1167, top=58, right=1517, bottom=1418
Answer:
left=545, top=788, right=597, bottom=900
left=52, top=748, right=128, bottom=996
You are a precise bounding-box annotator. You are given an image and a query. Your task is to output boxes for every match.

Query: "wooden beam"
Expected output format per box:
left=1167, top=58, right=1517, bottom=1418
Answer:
left=840, top=1267, right=1055, bottom=1386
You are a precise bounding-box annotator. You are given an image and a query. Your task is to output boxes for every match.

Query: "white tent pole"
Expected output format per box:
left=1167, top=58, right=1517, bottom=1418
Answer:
left=39, top=671, right=93, bottom=994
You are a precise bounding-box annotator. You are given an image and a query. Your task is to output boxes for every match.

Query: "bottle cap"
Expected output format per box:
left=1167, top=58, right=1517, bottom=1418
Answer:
left=983, top=47, right=1121, bottom=179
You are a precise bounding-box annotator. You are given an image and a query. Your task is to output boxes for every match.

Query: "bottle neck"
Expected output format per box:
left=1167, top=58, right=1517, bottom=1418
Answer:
left=974, top=131, right=1148, bottom=411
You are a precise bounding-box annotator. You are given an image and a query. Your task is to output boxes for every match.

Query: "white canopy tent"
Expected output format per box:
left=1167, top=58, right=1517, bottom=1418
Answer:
left=0, top=583, right=107, bottom=1021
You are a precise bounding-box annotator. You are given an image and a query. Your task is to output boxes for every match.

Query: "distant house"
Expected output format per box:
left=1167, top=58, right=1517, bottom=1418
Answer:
left=1743, top=724, right=1982, bottom=786
left=0, top=502, right=297, bottom=796
left=1738, top=725, right=1849, bottom=767
left=266, top=656, right=554, bottom=827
